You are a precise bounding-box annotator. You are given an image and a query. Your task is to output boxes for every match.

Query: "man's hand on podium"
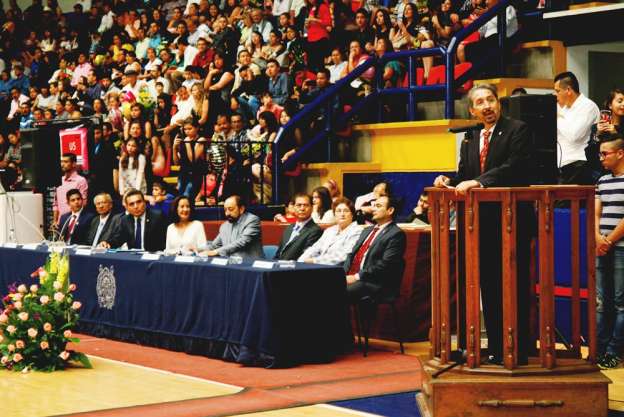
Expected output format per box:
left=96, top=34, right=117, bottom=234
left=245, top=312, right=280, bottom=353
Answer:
left=433, top=175, right=450, bottom=188
left=455, top=180, right=481, bottom=196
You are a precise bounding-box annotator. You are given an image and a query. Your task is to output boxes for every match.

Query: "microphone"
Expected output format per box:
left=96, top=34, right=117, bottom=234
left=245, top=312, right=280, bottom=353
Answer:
left=448, top=123, right=485, bottom=134
left=55, top=214, right=72, bottom=244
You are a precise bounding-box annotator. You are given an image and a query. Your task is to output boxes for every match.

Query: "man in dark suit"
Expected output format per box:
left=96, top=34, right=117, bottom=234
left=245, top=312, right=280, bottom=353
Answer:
left=57, top=188, right=94, bottom=245
left=274, top=193, right=323, bottom=260
left=86, top=193, right=116, bottom=247
left=344, top=195, right=406, bottom=301
left=101, top=189, right=167, bottom=252
left=434, top=83, right=533, bottom=365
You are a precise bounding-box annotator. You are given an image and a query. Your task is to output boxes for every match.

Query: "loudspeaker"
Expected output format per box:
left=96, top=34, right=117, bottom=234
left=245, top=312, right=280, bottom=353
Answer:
left=19, top=126, right=62, bottom=190
left=500, top=94, right=558, bottom=185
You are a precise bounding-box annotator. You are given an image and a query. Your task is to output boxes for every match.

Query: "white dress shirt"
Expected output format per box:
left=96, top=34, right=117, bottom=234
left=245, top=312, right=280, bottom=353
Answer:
left=557, top=93, right=600, bottom=167
left=92, top=214, right=110, bottom=247
left=479, top=125, right=496, bottom=152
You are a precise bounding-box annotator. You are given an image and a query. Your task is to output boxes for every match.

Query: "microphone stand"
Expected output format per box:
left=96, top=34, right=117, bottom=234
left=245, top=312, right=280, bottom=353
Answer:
left=432, top=349, right=467, bottom=378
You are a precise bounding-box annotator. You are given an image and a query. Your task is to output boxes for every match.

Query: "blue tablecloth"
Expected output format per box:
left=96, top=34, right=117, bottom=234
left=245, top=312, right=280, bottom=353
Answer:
left=0, top=247, right=350, bottom=367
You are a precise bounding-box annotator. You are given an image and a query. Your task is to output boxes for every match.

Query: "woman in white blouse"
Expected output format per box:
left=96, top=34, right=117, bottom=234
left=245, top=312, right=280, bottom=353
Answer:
left=165, top=196, right=207, bottom=254
left=311, top=186, right=336, bottom=224
left=299, top=197, right=362, bottom=265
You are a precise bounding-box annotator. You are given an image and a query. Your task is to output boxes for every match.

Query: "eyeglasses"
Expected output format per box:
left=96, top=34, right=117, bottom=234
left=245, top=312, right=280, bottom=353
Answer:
left=599, top=150, right=620, bottom=159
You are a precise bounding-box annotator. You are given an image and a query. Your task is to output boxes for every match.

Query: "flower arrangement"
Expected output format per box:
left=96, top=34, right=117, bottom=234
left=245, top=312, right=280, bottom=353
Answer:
left=0, top=252, right=91, bottom=372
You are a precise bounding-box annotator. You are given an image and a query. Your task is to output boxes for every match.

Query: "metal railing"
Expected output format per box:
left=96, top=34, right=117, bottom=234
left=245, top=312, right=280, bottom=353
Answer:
left=271, top=0, right=513, bottom=203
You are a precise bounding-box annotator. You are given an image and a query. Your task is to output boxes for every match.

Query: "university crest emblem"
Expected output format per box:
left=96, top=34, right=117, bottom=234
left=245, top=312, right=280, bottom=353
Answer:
left=96, top=265, right=116, bottom=309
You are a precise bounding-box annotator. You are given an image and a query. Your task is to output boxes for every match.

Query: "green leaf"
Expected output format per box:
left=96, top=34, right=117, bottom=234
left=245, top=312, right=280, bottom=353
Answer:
left=73, top=353, right=92, bottom=369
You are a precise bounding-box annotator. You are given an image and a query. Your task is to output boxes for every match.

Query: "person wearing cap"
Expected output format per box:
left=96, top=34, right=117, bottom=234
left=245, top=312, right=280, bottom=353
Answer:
left=121, top=68, right=148, bottom=99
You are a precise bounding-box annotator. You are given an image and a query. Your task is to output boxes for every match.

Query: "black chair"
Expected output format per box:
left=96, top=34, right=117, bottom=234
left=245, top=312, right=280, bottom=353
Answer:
left=352, top=261, right=406, bottom=357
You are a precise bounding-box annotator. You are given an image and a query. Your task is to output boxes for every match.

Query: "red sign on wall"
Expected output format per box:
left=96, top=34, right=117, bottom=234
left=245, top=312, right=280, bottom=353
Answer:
left=59, top=128, right=89, bottom=171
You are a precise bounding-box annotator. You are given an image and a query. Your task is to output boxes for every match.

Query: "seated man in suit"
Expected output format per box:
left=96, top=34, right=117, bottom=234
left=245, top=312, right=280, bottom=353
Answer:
left=344, top=194, right=406, bottom=301
left=202, top=195, right=264, bottom=258
left=274, top=193, right=323, bottom=260
left=87, top=193, right=116, bottom=248
left=101, top=189, right=168, bottom=252
left=57, top=188, right=94, bottom=245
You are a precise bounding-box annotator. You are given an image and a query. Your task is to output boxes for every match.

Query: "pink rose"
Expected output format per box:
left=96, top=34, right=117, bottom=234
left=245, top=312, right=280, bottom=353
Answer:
left=43, top=322, right=52, bottom=332
left=27, top=328, right=38, bottom=338
left=7, top=344, right=15, bottom=352
left=6, top=325, right=16, bottom=334
left=63, top=330, right=72, bottom=338
left=13, top=353, right=23, bottom=362
left=15, top=340, right=25, bottom=349
left=18, top=312, right=28, bottom=321
left=53, top=281, right=62, bottom=290
left=17, top=284, right=27, bottom=293
left=53, top=292, right=64, bottom=302
left=13, top=301, right=22, bottom=310
left=29, top=284, right=38, bottom=293
left=40, top=341, right=49, bottom=350
left=0, top=314, right=8, bottom=324
left=13, top=293, right=23, bottom=301
left=0, top=356, right=7, bottom=365
left=39, top=270, right=47, bottom=279
left=69, top=283, right=77, bottom=292
left=71, top=301, right=82, bottom=310
left=59, top=351, right=70, bottom=361
left=39, top=295, right=50, bottom=305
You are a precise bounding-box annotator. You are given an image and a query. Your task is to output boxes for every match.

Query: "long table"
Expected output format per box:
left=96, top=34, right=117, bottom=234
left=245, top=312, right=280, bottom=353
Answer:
left=0, top=247, right=350, bottom=368
left=203, top=221, right=436, bottom=341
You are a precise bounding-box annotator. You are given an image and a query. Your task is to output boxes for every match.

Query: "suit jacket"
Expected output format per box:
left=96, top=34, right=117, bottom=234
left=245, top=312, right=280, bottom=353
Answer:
left=85, top=214, right=116, bottom=247
left=343, top=222, right=406, bottom=296
left=58, top=210, right=95, bottom=245
left=108, top=208, right=168, bottom=252
left=449, top=116, right=531, bottom=187
left=274, top=219, right=323, bottom=261
left=207, top=211, right=264, bottom=258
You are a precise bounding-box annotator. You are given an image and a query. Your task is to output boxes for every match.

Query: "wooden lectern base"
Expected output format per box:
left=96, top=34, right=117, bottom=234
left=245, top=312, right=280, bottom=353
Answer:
left=417, top=360, right=610, bottom=417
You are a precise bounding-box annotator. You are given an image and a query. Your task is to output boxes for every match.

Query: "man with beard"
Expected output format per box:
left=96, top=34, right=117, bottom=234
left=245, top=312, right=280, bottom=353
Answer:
left=202, top=195, right=264, bottom=258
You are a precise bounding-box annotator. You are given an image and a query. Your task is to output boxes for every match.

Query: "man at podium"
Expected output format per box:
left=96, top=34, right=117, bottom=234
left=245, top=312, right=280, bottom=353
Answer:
left=434, top=83, right=533, bottom=365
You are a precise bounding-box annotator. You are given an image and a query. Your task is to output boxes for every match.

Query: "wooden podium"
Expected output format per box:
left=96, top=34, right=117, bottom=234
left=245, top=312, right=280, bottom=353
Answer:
left=417, top=186, right=610, bottom=417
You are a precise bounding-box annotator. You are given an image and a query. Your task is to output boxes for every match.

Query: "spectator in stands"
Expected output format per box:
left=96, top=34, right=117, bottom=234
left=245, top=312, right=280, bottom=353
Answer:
left=327, top=47, right=347, bottom=84
left=89, top=125, right=117, bottom=198
left=0, top=130, right=21, bottom=169
left=173, top=118, right=205, bottom=198
left=119, top=136, right=148, bottom=196
left=312, top=185, right=336, bottom=224
left=204, top=50, right=235, bottom=128
left=305, top=0, right=332, bottom=72
left=86, top=192, right=116, bottom=248
left=251, top=7, right=274, bottom=42
left=6, top=87, right=29, bottom=122
left=355, top=181, right=389, bottom=223
left=17, top=101, right=34, bottom=129
left=53, top=152, right=88, bottom=225
left=149, top=180, right=175, bottom=216
left=350, top=8, right=374, bottom=53
left=232, top=65, right=264, bottom=123
left=262, top=30, right=287, bottom=65
left=372, top=8, right=393, bottom=44
left=9, top=64, right=30, bottom=95
left=101, top=188, right=167, bottom=252
left=391, top=3, right=434, bottom=79
left=203, top=194, right=264, bottom=258
left=265, top=58, right=290, bottom=106
left=554, top=71, right=600, bottom=185
left=274, top=196, right=297, bottom=223
left=57, top=188, right=94, bottom=245
left=595, top=134, right=624, bottom=369
left=597, top=88, right=624, bottom=137
left=431, top=0, right=460, bottom=47
left=274, top=192, right=323, bottom=260
left=344, top=194, right=406, bottom=301
left=228, top=112, right=249, bottom=153
left=248, top=110, right=279, bottom=203
left=165, top=195, right=207, bottom=254
left=257, top=91, right=284, bottom=121
left=341, top=40, right=373, bottom=103
left=71, top=53, right=93, bottom=87
left=300, top=196, right=362, bottom=265
left=406, top=191, right=430, bottom=225
left=284, top=25, right=306, bottom=72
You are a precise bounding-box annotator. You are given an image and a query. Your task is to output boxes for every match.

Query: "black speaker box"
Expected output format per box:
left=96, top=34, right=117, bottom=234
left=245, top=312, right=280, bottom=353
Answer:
left=500, top=94, right=558, bottom=185
left=20, top=126, right=62, bottom=190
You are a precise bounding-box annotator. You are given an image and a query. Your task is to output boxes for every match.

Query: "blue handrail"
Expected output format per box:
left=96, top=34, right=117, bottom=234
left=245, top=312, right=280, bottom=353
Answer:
left=271, top=0, right=512, bottom=203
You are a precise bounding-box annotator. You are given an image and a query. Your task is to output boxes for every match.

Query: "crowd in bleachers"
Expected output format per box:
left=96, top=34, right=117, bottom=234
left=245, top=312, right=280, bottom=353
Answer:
left=0, top=0, right=520, bottom=205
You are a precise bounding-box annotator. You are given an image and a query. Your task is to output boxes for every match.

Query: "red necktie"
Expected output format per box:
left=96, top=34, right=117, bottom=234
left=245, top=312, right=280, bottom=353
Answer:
left=347, top=226, right=380, bottom=275
left=66, top=215, right=77, bottom=242
left=480, top=130, right=491, bottom=173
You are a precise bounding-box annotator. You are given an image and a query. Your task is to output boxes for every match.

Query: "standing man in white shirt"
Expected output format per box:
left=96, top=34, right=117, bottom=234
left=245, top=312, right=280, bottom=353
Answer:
left=554, top=71, right=600, bottom=185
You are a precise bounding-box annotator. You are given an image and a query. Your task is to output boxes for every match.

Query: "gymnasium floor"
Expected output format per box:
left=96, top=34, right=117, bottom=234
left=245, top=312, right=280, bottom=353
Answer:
left=3, top=335, right=623, bottom=417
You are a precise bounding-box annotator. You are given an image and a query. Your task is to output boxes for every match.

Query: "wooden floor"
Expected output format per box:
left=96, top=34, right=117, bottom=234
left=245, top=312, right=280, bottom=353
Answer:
left=2, top=338, right=620, bottom=417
